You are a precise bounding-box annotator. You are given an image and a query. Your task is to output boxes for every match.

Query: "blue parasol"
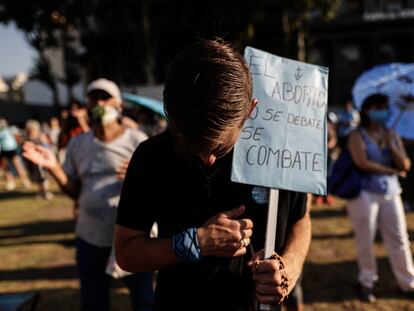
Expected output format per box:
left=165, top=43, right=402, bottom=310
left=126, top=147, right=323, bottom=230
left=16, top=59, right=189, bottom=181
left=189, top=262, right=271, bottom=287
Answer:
left=123, top=93, right=166, bottom=117
left=352, top=63, right=414, bottom=140
left=387, top=99, right=414, bottom=140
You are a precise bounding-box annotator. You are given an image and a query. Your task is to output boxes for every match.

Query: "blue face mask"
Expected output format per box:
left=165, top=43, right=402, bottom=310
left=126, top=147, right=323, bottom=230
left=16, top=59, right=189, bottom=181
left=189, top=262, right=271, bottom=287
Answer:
left=368, top=109, right=390, bottom=124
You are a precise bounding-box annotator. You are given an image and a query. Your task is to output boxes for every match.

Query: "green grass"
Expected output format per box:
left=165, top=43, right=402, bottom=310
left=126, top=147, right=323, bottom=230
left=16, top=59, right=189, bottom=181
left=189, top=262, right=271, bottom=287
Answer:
left=304, top=199, right=414, bottom=311
left=0, top=186, right=131, bottom=311
left=0, top=185, right=413, bottom=310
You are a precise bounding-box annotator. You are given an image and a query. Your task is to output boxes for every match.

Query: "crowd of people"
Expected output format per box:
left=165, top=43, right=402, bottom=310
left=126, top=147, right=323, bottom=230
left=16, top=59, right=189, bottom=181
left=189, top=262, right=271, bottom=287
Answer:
left=1, top=79, right=167, bottom=311
left=0, top=38, right=414, bottom=311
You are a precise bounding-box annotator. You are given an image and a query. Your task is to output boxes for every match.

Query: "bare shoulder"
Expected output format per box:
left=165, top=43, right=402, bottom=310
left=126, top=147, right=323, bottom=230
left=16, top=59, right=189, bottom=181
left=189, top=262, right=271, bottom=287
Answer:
left=348, top=129, right=362, bottom=141
left=347, top=129, right=365, bottom=149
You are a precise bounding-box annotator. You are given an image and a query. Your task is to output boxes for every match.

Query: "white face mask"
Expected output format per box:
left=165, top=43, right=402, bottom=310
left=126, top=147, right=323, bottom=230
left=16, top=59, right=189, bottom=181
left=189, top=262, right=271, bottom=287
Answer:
left=92, top=105, right=120, bottom=125
left=101, top=105, right=120, bottom=125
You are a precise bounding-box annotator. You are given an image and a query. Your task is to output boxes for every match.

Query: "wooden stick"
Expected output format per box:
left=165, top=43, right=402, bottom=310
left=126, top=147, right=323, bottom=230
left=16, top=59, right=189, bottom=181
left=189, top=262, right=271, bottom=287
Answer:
left=259, top=188, right=279, bottom=311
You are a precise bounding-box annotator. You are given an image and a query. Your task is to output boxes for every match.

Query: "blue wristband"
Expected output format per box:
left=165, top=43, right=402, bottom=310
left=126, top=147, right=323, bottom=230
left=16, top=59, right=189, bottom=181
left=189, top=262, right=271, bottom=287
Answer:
left=172, top=227, right=202, bottom=262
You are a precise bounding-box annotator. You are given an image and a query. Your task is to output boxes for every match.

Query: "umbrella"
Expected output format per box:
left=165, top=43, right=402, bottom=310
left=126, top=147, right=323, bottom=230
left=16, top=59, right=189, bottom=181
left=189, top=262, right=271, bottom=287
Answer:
left=387, top=97, right=414, bottom=140
left=123, top=93, right=166, bottom=117
left=352, top=63, right=414, bottom=140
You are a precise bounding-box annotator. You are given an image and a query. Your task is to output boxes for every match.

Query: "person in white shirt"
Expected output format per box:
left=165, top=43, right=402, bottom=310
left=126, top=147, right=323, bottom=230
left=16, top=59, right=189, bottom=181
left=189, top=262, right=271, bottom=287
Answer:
left=23, top=78, right=154, bottom=311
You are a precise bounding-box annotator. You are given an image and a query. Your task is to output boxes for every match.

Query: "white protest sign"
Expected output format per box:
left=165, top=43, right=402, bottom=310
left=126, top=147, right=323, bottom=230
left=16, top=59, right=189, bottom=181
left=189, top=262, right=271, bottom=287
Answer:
left=231, top=47, right=328, bottom=195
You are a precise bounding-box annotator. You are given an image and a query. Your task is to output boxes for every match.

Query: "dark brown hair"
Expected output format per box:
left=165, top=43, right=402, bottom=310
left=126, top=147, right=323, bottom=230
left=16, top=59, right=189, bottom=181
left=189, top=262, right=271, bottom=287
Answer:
left=163, top=39, right=253, bottom=156
left=360, top=93, right=389, bottom=127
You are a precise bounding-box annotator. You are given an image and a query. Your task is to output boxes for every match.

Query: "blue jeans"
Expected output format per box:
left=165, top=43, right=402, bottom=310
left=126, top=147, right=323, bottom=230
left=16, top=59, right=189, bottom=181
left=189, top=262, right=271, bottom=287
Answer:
left=75, top=238, right=154, bottom=311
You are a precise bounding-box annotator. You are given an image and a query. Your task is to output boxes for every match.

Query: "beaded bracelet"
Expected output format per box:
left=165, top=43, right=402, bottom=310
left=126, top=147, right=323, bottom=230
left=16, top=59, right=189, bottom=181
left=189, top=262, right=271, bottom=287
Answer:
left=172, top=227, right=202, bottom=262
left=269, top=252, right=289, bottom=305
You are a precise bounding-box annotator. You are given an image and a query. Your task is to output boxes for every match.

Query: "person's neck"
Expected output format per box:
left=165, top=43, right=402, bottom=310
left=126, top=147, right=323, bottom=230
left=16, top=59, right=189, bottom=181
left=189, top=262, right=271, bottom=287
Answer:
left=93, top=121, right=124, bottom=142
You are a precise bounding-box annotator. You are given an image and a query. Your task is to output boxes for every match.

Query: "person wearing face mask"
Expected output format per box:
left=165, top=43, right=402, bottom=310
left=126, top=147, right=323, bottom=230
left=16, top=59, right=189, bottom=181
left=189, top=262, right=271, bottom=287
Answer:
left=347, top=93, right=414, bottom=302
left=22, top=78, right=154, bottom=311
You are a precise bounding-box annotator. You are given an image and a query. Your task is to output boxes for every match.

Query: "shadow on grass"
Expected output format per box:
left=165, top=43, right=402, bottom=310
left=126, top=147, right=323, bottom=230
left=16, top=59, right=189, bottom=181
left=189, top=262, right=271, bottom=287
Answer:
left=0, top=265, right=77, bottom=281
left=13, top=286, right=133, bottom=311
left=0, top=238, right=74, bottom=247
left=0, top=220, right=75, bottom=246
left=0, top=265, right=128, bottom=291
left=312, top=231, right=354, bottom=240
left=310, top=208, right=347, bottom=219
left=0, top=190, right=41, bottom=200
left=408, top=230, right=414, bottom=241
left=303, top=257, right=409, bottom=303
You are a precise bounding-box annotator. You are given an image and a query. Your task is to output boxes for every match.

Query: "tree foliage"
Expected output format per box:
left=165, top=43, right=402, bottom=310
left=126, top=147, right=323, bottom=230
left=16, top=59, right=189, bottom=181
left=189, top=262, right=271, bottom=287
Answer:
left=0, top=0, right=86, bottom=106
left=0, top=0, right=340, bottom=91
left=280, top=0, right=340, bottom=60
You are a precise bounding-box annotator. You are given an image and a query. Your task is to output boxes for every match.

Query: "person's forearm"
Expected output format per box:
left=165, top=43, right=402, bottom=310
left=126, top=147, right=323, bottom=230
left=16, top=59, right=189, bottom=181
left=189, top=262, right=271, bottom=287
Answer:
left=389, top=145, right=411, bottom=172
left=78, top=118, right=90, bottom=133
left=115, top=230, right=181, bottom=273
left=281, top=212, right=311, bottom=289
left=49, top=164, right=80, bottom=200
left=355, top=158, right=400, bottom=175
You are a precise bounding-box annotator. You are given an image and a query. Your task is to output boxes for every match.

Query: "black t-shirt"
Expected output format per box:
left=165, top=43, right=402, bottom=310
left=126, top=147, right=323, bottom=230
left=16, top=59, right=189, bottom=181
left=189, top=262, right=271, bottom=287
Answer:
left=117, top=131, right=307, bottom=311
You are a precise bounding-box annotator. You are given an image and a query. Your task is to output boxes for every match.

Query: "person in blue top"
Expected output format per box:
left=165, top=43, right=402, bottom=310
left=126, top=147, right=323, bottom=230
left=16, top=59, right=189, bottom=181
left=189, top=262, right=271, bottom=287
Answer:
left=347, top=93, right=414, bottom=302
left=0, top=117, right=31, bottom=190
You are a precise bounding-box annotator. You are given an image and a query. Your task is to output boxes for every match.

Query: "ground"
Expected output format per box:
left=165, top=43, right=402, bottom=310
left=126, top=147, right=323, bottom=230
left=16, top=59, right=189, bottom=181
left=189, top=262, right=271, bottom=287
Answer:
left=0, top=185, right=413, bottom=311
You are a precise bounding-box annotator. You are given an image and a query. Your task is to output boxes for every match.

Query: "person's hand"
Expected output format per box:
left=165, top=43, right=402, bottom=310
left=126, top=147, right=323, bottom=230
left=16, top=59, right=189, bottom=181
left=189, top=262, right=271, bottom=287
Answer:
left=247, top=249, right=292, bottom=306
left=71, top=108, right=88, bottom=121
left=399, top=170, right=407, bottom=178
left=72, top=108, right=90, bottom=132
left=116, top=159, right=130, bottom=180
left=196, top=205, right=253, bottom=257
left=22, top=141, right=58, bottom=170
left=384, top=166, right=406, bottom=177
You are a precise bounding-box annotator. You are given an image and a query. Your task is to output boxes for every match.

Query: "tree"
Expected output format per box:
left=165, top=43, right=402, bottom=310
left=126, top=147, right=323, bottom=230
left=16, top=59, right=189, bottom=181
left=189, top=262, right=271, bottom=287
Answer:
left=77, top=0, right=269, bottom=85
left=0, top=0, right=85, bottom=108
left=31, top=52, right=60, bottom=107
left=1, top=0, right=341, bottom=95
left=280, top=0, right=341, bottom=61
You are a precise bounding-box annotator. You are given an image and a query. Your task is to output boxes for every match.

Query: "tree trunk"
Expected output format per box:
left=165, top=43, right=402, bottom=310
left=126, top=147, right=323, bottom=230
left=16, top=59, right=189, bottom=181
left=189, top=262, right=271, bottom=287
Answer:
left=282, top=12, right=291, bottom=58
left=141, top=0, right=156, bottom=85
left=297, top=27, right=306, bottom=62
left=67, top=83, right=74, bottom=102
left=52, top=82, right=61, bottom=111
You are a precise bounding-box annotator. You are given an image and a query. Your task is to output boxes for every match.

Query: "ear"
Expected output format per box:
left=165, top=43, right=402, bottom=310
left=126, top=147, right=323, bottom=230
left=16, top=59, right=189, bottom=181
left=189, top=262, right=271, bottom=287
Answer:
left=249, top=99, right=259, bottom=117
left=200, top=154, right=217, bottom=166
left=207, top=154, right=217, bottom=166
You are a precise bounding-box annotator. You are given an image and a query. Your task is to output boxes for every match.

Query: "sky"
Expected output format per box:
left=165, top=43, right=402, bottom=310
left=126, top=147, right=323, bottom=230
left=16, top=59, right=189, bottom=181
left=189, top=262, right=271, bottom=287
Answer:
left=0, top=22, right=36, bottom=78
